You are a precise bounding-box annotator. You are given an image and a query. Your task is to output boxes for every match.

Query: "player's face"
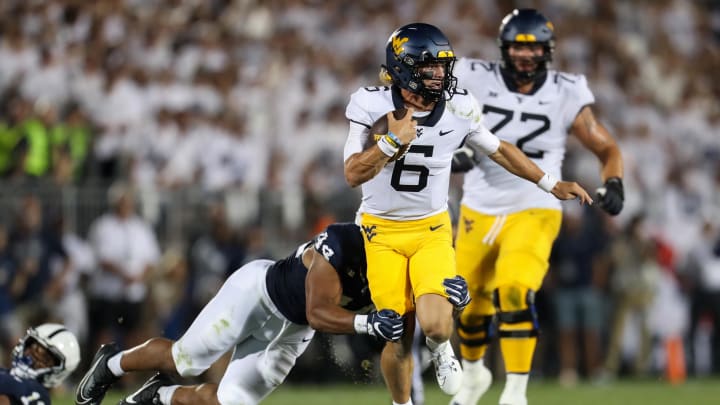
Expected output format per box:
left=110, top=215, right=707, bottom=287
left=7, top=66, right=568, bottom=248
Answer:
left=25, top=341, right=58, bottom=369
left=417, top=62, right=446, bottom=90
left=507, top=43, right=544, bottom=74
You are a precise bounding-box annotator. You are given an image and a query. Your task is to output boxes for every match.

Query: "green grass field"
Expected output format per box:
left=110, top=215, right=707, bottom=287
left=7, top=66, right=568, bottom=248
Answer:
left=52, top=378, right=720, bottom=405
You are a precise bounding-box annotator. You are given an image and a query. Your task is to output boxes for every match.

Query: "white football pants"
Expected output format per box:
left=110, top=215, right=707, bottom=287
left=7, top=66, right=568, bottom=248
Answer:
left=171, top=259, right=315, bottom=405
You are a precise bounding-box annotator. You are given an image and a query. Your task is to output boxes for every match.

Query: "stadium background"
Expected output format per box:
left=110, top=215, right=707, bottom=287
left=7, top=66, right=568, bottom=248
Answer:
left=0, top=0, right=719, bottom=402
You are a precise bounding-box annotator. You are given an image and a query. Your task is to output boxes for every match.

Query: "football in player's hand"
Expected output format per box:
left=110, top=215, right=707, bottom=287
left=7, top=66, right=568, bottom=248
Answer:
left=364, top=108, right=410, bottom=162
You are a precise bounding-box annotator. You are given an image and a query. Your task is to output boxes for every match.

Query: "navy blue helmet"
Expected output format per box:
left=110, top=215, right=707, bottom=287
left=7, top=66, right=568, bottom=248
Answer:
left=498, top=9, right=555, bottom=82
left=383, top=23, right=457, bottom=102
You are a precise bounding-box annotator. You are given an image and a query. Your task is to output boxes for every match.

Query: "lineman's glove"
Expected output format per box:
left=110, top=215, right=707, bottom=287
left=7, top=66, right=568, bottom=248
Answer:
left=443, top=275, right=471, bottom=311
left=596, top=177, right=624, bottom=216
left=355, top=309, right=404, bottom=342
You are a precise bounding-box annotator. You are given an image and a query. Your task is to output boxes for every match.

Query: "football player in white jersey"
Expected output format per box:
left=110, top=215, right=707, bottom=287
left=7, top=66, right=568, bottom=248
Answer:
left=343, top=22, right=592, bottom=405
left=448, top=9, right=624, bottom=405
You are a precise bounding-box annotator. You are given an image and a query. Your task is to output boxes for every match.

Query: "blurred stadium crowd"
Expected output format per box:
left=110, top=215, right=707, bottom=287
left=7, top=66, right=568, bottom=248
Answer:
left=0, top=0, right=719, bottom=391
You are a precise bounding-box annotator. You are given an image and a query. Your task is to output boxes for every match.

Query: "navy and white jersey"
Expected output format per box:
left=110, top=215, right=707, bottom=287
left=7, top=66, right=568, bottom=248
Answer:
left=264, top=223, right=372, bottom=325
left=0, top=368, right=50, bottom=405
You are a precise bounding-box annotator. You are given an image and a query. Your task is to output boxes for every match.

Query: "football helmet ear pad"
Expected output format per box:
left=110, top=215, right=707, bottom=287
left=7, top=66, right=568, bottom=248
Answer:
left=498, top=8, right=555, bottom=82
left=383, top=22, right=458, bottom=102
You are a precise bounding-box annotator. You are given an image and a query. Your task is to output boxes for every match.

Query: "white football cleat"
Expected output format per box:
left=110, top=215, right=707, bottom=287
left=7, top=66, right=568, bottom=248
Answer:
left=499, top=373, right=529, bottom=405
left=449, top=359, right=492, bottom=405
left=431, top=342, right=463, bottom=395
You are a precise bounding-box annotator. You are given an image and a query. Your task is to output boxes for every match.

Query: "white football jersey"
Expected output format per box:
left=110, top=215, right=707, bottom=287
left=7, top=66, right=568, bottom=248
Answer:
left=344, top=85, right=500, bottom=220
left=454, top=58, right=595, bottom=214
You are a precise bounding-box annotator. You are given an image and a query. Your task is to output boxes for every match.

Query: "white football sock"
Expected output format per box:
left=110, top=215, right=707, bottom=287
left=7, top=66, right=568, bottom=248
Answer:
left=505, top=373, right=528, bottom=394
left=392, top=400, right=413, bottom=405
left=158, top=385, right=180, bottom=405
left=425, top=337, right=446, bottom=352
left=463, top=358, right=486, bottom=372
left=500, top=373, right=529, bottom=404
left=107, top=352, right=125, bottom=377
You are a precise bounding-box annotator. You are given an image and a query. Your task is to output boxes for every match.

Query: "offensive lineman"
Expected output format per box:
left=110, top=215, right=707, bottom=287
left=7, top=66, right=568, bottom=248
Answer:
left=343, top=22, right=592, bottom=405
left=449, top=9, right=624, bottom=405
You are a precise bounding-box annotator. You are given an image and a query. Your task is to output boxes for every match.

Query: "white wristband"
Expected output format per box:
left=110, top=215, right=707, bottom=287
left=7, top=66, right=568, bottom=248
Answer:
left=536, top=173, right=558, bottom=193
left=377, top=135, right=400, bottom=157
left=353, top=314, right=369, bottom=335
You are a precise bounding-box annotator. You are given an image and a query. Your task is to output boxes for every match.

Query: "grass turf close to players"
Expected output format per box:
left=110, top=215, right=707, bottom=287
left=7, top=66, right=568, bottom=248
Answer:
left=53, top=378, right=720, bottom=405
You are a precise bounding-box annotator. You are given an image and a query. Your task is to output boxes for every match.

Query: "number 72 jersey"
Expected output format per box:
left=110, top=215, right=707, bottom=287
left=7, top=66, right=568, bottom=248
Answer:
left=454, top=58, right=595, bottom=215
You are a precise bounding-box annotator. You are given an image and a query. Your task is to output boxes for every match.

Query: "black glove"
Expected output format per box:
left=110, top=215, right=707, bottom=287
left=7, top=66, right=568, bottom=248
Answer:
left=366, top=309, right=404, bottom=342
left=596, top=177, right=624, bottom=216
left=451, top=147, right=475, bottom=173
left=443, top=275, right=471, bottom=311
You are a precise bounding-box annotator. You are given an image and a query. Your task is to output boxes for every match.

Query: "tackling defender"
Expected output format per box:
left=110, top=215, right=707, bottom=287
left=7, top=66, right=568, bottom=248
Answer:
left=75, top=222, right=469, bottom=405
left=449, top=9, right=624, bottom=405
left=343, top=22, right=592, bottom=405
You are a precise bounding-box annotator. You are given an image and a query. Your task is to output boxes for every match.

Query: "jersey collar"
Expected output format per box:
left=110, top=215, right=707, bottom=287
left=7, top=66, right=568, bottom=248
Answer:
left=391, top=85, right=445, bottom=127
left=499, top=67, right=547, bottom=95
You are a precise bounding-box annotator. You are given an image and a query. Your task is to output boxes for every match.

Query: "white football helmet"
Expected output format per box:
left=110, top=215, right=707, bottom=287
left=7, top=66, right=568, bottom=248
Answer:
left=11, top=323, right=81, bottom=388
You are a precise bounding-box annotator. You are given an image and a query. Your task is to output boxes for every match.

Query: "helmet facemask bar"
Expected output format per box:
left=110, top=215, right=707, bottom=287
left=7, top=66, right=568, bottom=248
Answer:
left=499, top=40, right=554, bottom=82
left=408, top=57, right=458, bottom=102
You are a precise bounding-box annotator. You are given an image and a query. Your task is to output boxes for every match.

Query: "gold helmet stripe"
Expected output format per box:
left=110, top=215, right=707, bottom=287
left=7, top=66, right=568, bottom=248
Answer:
left=514, top=33, right=537, bottom=42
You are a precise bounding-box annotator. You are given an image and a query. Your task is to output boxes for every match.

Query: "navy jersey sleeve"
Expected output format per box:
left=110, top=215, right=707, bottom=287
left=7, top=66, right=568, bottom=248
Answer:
left=0, top=369, right=51, bottom=405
